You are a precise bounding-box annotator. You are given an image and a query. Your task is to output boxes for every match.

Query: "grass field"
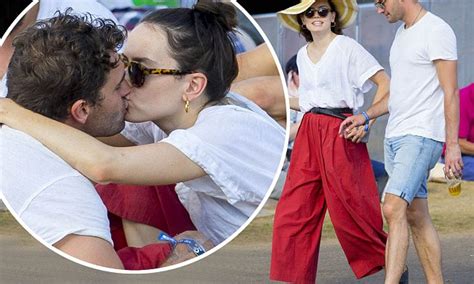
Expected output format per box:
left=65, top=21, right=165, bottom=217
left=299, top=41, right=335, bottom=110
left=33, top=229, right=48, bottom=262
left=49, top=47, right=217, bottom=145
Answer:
left=233, top=181, right=474, bottom=245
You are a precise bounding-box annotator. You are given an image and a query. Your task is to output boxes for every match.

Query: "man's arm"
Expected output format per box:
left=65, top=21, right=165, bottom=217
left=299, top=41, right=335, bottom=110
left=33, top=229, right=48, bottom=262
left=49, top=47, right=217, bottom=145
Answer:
left=234, top=43, right=279, bottom=83
left=231, top=76, right=286, bottom=126
left=435, top=59, right=463, bottom=178
left=54, top=234, right=124, bottom=269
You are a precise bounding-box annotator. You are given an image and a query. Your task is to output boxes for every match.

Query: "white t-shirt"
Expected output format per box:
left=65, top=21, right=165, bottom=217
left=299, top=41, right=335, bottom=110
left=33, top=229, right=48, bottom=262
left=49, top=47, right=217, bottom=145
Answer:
left=0, top=126, right=112, bottom=245
left=0, top=0, right=117, bottom=98
left=121, top=93, right=285, bottom=244
left=297, top=35, right=383, bottom=112
left=386, top=12, right=457, bottom=142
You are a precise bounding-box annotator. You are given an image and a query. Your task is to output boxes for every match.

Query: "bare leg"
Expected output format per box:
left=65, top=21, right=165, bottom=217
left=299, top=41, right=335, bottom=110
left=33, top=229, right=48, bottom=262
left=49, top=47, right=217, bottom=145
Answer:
left=122, top=218, right=163, bottom=247
left=407, top=198, right=443, bottom=284
left=383, top=194, right=409, bottom=284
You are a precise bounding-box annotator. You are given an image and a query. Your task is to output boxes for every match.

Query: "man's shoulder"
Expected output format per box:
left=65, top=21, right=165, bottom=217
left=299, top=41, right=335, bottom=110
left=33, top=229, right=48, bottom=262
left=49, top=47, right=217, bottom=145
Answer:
left=1, top=125, right=54, bottom=157
left=1, top=125, right=84, bottom=179
left=424, top=12, right=454, bottom=32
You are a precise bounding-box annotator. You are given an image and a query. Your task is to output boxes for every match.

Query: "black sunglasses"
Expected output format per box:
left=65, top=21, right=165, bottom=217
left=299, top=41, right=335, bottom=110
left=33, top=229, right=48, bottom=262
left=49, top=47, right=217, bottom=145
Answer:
left=119, top=54, right=193, bottom=88
left=304, top=6, right=331, bottom=18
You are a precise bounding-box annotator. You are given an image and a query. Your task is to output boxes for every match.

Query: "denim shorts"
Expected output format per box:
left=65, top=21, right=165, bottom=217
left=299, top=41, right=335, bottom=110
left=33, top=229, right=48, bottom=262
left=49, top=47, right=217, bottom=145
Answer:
left=384, top=135, right=443, bottom=204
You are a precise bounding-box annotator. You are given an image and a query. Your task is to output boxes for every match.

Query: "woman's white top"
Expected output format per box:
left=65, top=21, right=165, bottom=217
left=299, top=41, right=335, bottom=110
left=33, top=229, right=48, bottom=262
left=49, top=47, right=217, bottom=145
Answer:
left=121, top=93, right=285, bottom=244
left=297, top=35, right=383, bottom=112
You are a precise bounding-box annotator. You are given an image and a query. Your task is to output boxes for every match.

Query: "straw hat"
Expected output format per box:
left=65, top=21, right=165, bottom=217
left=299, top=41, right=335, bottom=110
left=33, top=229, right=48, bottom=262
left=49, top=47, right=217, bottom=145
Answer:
left=277, top=0, right=358, bottom=32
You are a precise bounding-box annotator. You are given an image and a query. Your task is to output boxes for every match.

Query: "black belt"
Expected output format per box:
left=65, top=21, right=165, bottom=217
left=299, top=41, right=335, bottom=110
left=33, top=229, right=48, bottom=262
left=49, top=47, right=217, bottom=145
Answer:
left=309, top=107, right=353, bottom=120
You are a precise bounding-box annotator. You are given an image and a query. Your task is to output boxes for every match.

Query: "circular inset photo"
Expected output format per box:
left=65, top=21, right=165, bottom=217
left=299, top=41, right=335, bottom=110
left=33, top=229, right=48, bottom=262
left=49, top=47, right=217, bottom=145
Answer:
left=0, top=0, right=287, bottom=273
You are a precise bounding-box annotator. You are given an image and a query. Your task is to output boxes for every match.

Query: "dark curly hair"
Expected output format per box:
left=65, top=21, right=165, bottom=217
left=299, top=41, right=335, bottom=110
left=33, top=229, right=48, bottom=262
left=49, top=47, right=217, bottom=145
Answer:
left=6, top=10, right=126, bottom=121
left=297, top=0, right=343, bottom=42
left=140, top=0, right=238, bottom=104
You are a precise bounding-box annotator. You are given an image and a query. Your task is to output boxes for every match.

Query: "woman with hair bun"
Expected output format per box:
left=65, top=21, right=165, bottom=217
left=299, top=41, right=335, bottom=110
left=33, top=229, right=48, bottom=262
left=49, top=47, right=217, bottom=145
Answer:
left=0, top=0, right=285, bottom=251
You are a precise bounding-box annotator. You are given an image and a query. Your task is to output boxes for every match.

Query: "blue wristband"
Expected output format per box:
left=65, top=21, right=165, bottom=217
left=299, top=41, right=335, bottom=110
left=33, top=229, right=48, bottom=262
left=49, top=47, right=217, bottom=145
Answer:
left=364, top=123, right=369, bottom=132
left=158, top=232, right=177, bottom=247
left=158, top=232, right=206, bottom=256
left=361, top=111, right=370, bottom=124
left=362, top=111, right=370, bottom=132
left=177, top=239, right=206, bottom=256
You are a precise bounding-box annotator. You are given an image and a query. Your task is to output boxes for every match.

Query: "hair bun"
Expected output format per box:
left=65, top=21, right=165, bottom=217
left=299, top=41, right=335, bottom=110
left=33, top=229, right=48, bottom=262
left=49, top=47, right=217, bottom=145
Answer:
left=193, top=0, right=237, bottom=32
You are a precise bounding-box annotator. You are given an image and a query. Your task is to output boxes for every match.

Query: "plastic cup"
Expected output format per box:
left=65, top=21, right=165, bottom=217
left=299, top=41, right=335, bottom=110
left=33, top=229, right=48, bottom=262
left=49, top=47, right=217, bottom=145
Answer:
left=447, top=178, right=462, bottom=196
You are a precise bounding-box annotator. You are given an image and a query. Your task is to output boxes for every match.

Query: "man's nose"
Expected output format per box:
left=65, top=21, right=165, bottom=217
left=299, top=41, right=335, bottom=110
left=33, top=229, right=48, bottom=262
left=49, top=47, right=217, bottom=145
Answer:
left=376, top=7, right=385, bottom=14
left=121, top=76, right=132, bottom=97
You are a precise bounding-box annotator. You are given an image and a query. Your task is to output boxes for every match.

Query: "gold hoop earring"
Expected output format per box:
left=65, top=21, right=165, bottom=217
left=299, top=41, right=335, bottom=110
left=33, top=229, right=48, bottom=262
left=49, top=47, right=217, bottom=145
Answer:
left=184, top=99, right=190, bottom=113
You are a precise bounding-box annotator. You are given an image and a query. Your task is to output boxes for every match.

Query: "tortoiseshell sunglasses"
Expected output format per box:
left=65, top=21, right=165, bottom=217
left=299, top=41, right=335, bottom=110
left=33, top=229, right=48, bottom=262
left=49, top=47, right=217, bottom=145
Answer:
left=119, top=54, right=193, bottom=87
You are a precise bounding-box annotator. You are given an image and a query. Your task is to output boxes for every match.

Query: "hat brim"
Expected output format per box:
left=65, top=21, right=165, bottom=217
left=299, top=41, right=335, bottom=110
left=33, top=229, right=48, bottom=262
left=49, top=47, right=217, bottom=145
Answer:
left=277, top=0, right=358, bottom=33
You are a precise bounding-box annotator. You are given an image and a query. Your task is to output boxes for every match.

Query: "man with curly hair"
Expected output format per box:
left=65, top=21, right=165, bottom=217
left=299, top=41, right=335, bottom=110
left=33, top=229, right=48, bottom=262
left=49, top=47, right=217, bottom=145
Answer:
left=1, top=12, right=207, bottom=270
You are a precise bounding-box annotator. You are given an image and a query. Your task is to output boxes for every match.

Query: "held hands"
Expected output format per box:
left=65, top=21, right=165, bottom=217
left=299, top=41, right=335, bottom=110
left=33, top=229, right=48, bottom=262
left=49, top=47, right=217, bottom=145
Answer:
left=161, top=230, right=214, bottom=267
left=338, top=114, right=368, bottom=143
left=444, top=143, right=463, bottom=179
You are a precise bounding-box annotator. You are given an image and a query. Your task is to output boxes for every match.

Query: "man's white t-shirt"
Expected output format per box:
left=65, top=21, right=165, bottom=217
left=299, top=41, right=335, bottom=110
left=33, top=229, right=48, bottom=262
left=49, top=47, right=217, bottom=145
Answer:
left=297, top=35, right=383, bottom=112
left=121, top=93, right=285, bottom=244
left=0, top=0, right=116, bottom=245
left=0, top=0, right=117, bottom=98
left=386, top=12, right=457, bottom=142
left=0, top=126, right=112, bottom=245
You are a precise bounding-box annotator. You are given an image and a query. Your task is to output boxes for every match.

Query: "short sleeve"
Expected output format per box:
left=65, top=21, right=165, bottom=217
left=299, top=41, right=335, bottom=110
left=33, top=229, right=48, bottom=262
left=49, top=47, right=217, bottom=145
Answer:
left=121, top=121, right=167, bottom=145
left=161, top=107, right=283, bottom=205
left=347, top=39, right=383, bottom=93
left=20, top=175, right=112, bottom=245
left=427, top=22, right=457, bottom=61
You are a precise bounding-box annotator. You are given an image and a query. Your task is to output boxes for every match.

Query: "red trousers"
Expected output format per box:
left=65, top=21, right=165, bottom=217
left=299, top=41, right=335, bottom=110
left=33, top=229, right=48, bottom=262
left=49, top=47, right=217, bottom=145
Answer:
left=270, top=113, right=387, bottom=283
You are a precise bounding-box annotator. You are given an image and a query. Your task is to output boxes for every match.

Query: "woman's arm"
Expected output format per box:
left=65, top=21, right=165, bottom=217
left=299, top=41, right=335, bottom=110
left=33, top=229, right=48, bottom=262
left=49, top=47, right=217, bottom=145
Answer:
left=98, top=134, right=135, bottom=147
left=339, top=70, right=390, bottom=136
left=0, top=99, right=206, bottom=185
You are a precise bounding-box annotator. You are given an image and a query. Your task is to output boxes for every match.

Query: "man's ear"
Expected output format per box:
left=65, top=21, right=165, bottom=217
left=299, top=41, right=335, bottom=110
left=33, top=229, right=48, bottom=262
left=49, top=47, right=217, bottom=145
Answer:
left=69, top=99, right=91, bottom=124
left=184, top=72, right=207, bottom=102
